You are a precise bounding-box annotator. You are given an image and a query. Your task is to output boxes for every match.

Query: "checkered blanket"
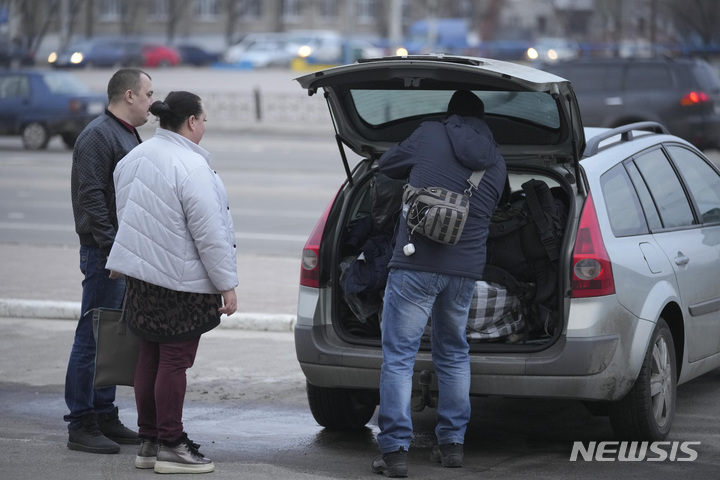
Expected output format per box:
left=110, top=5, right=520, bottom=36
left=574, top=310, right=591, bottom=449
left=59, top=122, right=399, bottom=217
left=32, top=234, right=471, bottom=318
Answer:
left=466, top=281, right=525, bottom=341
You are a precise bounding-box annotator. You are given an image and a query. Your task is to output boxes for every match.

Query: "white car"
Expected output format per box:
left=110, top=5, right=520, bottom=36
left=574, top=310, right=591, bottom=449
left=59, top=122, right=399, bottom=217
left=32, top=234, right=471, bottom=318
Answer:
left=223, top=32, right=301, bottom=67
left=293, top=55, right=720, bottom=441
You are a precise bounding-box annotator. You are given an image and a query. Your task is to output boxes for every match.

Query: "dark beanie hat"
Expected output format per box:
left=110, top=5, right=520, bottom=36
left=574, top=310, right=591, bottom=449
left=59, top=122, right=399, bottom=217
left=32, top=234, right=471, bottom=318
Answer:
left=447, top=90, right=485, bottom=119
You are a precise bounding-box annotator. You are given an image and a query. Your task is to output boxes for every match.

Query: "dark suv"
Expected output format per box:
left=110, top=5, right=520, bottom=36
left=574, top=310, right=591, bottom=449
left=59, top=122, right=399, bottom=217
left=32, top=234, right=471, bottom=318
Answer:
left=541, top=57, right=720, bottom=150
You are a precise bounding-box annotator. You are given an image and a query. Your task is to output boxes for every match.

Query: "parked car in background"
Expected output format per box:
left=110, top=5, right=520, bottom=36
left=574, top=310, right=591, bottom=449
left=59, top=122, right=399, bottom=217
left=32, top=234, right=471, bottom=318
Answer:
left=0, top=38, right=35, bottom=68
left=0, top=70, right=106, bottom=149
left=223, top=32, right=305, bottom=67
left=48, top=38, right=144, bottom=68
left=542, top=57, right=720, bottom=150
left=175, top=44, right=220, bottom=66
left=295, top=36, right=384, bottom=68
left=141, top=43, right=181, bottom=67
left=293, top=55, right=720, bottom=441
left=526, top=37, right=580, bottom=63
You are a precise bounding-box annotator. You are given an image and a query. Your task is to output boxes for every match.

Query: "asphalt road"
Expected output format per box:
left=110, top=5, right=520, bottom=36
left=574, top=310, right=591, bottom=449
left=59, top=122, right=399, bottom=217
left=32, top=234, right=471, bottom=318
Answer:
left=1, top=317, right=719, bottom=480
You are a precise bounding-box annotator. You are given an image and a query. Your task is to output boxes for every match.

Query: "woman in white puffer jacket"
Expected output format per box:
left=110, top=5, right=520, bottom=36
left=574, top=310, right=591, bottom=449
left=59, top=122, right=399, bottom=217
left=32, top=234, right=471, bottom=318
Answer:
left=107, top=91, right=237, bottom=474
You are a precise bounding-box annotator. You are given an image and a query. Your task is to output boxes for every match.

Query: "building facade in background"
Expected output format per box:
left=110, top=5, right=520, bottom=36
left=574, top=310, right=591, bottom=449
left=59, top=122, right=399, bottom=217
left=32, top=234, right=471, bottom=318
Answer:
left=0, top=0, right=715, bottom=58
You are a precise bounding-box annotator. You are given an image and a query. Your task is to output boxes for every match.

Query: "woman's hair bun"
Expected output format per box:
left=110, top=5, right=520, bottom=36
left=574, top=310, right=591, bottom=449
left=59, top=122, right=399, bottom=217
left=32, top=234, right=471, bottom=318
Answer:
left=150, top=100, right=171, bottom=116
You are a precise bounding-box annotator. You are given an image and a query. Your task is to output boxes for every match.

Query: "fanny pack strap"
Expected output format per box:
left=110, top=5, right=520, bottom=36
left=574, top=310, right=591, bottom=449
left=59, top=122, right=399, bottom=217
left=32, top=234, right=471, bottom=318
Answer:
left=465, top=170, right=486, bottom=196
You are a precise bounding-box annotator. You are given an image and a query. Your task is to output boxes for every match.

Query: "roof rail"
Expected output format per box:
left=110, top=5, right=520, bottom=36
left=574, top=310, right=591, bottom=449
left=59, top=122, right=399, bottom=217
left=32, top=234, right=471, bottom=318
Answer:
left=583, top=121, right=669, bottom=158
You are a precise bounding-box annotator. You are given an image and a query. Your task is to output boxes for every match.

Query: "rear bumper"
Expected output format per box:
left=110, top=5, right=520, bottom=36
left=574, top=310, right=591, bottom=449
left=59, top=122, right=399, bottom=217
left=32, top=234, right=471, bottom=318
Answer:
left=296, top=325, right=637, bottom=401
left=295, top=289, right=655, bottom=402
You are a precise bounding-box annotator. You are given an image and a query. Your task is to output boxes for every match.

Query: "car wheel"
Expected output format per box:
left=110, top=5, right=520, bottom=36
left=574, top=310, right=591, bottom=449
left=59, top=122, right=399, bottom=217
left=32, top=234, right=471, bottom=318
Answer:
left=22, top=123, right=50, bottom=150
left=61, top=132, right=79, bottom=149
left=608, top=318, right=676, bottom=441
left=306, top=381, right=378, bottom=429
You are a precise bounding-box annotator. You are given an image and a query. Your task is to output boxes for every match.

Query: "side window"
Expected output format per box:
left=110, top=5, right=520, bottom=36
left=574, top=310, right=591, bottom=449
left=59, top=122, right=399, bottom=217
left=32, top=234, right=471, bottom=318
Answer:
left=625, top=64, right=673, bottom=91
left=0, top=75, right=20, bottom=98
left=666, top=145, right=720, bottom=225
left=600, top=164, right=649, bottom=236
left=633, top=148, right=695, bottom=229
left=625, top=161, right=662, bottom=230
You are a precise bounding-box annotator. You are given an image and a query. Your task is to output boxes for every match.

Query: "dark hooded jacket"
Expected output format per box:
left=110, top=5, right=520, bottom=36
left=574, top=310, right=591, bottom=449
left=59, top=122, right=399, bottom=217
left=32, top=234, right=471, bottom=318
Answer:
left=378, top=114, right=506, bottom=279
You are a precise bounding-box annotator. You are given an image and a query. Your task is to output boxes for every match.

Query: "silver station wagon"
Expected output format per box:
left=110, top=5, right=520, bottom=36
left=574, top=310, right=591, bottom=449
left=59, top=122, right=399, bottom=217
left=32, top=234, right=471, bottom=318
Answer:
left=293, top=55, right=720, bottom=441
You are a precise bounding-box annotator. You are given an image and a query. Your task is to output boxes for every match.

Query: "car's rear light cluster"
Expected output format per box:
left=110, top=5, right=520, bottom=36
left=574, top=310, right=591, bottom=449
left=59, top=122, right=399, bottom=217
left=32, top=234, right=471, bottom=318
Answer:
left=680, top=91, right=710, bottom=106
left=571, top=193, right=615, bottom=298
left=299, top=198, right=334, bottom=288
left=68, top=99, right=83, bottom=113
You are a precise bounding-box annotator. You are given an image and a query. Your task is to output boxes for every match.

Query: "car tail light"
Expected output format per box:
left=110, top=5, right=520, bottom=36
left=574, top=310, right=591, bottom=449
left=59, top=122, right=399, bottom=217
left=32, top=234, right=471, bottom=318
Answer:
left=680, top=91, right=709, bottom=106
left=571, top=193, right=615, bottom=298
left=68, top=99, right=83, bottom=113
left=300, top=197, right=335, bottom=288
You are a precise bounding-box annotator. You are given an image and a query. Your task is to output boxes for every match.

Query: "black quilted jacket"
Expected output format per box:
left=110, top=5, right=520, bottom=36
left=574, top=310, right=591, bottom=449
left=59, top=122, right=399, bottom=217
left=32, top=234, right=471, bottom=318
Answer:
left=70, top=110, right=142, bottom=256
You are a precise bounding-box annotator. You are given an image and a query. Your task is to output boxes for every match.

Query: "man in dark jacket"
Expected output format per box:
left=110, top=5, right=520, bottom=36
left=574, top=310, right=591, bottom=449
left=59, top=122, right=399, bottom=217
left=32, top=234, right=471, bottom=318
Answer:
left=65, top=68, right=154, bottom=454
left=372, top=90, right=506, bottom=477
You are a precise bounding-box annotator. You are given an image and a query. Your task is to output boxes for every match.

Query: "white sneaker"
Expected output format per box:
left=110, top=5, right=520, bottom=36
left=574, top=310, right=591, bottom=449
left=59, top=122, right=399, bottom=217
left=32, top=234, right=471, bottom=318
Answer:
left=154, top=433, right=214, bottom=474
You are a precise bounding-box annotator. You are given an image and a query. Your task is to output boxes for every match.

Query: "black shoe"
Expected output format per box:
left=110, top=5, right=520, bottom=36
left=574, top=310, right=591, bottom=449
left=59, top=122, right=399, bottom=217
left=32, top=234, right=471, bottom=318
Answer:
left=430, top=443, right=463, bottom=468
left=372, top=447, right=408, bottom=478
left=97, top=406, right=140, bottom=445
left=154, top=433, right=215, bottom=474
left=67, top=413, right=120, bottom=454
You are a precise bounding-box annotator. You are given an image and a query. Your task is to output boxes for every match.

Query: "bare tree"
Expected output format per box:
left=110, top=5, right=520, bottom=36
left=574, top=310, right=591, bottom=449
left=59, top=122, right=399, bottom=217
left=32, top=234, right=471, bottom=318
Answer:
left=223, top=0, right=241, bottom=46
left=594, top=0, right=624, bottom=44
left=166, top=0, right=191, bottom=43
left=478, top=0, right=506, bottom=41
left=271, top=0, right=283, bottom=32
left=118, top=0, right=144, bottom=36
left=16, top=0, right=61, bottom=53
left=661, top=0, right=720, bottom=45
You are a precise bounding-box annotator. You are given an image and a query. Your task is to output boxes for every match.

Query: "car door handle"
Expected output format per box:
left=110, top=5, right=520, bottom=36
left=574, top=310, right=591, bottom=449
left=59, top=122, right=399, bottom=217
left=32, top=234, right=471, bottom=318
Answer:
left=675, top=251, right=689, bottom=266
left=605, top=97, right=623, bottom=106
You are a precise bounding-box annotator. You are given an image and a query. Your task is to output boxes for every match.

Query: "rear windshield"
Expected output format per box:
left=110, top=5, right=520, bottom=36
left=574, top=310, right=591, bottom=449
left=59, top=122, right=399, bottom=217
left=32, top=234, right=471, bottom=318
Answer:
left=349, top=89, right=561, bottom=130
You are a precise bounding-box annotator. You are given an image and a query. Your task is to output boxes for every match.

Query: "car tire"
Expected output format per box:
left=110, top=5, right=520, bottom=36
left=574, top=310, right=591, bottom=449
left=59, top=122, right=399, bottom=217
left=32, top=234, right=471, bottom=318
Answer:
left=61, top=132, right=79, bottom=149
left=608, top=318, right=676, bottom=441
left=22, top=122, right=50, bottom=150
left=306, top=381, right=378, bottom=430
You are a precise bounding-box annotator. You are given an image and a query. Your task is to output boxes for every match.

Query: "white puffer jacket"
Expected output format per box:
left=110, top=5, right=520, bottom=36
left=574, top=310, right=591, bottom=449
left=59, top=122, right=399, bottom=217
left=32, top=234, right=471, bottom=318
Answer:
left=107, top=128, right=238, bottom=294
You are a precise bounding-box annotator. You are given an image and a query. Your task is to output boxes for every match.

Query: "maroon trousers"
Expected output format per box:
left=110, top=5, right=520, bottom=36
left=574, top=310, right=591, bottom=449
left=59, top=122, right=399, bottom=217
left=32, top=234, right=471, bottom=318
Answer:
left=134, top=337, right=200, bottom=442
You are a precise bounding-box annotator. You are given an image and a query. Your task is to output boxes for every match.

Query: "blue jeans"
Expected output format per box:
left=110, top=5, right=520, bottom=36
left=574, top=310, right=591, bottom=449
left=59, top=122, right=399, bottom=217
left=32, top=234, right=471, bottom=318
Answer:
left=377, top=268, right=475, bottom=453
left=64, top=245, right=126, bottom=430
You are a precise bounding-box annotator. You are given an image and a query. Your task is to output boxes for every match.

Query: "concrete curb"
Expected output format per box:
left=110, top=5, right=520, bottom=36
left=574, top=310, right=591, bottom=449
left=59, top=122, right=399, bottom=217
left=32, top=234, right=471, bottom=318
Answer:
left=0, top=298, right=296, bottom=332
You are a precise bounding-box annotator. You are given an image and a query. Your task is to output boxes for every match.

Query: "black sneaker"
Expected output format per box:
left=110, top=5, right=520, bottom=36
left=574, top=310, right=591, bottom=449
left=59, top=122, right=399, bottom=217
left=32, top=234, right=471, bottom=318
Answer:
left=154, top=433, right=215, bottom=474
left=67, top=413, right=120, bottom=454
left=135, top=437, right=159, bottom=469
left=430, top=443, right=463, bottom=468
left=372, top=447, right=408, bottom=478
left=98, top=406, right=140, bottom=445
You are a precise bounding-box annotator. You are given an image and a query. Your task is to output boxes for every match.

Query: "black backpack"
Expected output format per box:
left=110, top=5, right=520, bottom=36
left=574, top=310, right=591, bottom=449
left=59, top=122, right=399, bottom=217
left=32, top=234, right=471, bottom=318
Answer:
left=483, top=179, right=567, bottom=336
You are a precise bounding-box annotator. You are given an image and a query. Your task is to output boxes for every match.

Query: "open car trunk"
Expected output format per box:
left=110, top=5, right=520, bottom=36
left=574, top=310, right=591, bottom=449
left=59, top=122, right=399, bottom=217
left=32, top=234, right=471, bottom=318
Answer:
left=329, top=162, right=572, bottom=351
left=295, top=55, right=584, bottom=352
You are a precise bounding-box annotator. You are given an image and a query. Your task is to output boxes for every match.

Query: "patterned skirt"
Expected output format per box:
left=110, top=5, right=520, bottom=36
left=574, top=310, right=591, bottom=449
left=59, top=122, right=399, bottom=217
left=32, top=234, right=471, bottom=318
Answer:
left=124, top=277, right=222, bottom=343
